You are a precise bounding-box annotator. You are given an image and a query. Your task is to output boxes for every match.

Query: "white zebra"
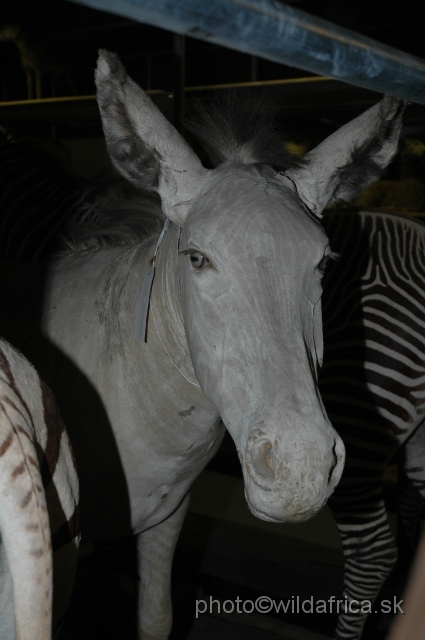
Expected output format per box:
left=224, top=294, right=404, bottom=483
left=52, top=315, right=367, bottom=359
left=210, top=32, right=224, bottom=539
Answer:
left=0, top=51, right=405, bottom=638
left=0, top=338, right=79, bottom=640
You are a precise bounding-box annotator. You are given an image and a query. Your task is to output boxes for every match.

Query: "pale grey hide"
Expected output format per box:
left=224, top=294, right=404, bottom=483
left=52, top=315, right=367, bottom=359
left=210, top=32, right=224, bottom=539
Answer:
left=0, top=339, right=79, bottom=640
left=29, top=50, right=404, bottom=639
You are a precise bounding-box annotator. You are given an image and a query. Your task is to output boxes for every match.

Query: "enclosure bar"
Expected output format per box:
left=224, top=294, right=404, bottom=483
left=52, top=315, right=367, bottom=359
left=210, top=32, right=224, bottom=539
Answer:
left=185, top=75, right=333, bottom=93
left=0, top=76, right=334, bottom=108
left=67, top=0, right=425, bottom=105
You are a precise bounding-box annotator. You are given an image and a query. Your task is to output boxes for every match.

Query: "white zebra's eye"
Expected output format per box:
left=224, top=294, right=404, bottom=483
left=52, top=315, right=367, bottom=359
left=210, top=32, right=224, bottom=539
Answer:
left=318, top=255, right=331, bottom=274
left=189, top=251, right=211, bottom=270
left=318, top=250, right=338, bottom=275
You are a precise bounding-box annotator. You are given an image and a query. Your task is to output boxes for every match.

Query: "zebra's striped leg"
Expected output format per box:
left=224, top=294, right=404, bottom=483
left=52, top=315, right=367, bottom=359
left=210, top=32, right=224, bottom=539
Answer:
left=395, top=471, right=424, bottom=597
left=395, top=423, right=425, bottom=595
left=0, top=541, right=17, bottom=639
left=333, top=497, right=397, bottom=640
left=136, top=493, right=190, bottom=640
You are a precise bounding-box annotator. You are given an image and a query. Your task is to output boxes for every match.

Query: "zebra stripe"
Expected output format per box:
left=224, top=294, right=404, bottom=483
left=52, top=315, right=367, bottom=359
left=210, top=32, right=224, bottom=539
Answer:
left=320, top=210, right=425, bottom=640
left=0, top=128, right=92, bottom=263
left=0, top=338, right=79, bottom=640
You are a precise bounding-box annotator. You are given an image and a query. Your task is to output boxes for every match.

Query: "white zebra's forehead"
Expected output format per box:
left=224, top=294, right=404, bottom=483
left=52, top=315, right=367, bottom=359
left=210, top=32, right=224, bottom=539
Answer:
left=181, top=167, right=328, bottom=260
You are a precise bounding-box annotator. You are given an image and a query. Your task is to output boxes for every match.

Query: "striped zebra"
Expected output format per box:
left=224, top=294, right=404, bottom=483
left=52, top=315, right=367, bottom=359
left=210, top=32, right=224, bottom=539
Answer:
left=0, top=126, right=140, bottom=264
left=0, top=338, right=80, bottom=639
left=320, top=209, right=425, bottom=640
left=0, top=126, right=95, bottom=263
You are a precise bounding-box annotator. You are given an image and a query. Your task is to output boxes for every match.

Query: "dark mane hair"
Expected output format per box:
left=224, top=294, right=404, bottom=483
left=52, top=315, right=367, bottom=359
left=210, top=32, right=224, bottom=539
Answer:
left=64, top=92, right=297, bottom=252
left=61, top=182, right=164, bottom=252
left=187, top=90, right=298, bottom=170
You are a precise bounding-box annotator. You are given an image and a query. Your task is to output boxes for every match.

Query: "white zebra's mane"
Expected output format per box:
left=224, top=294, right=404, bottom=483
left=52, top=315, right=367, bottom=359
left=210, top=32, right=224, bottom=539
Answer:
left=63, top=92, right=299, bottom=252
left=61, top=183, right=164, bottom=252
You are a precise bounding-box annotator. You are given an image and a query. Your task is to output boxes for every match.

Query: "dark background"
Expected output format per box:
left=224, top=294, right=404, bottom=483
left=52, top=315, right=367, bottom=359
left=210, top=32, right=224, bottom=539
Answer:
left=1, top=0, right=425, bottom=143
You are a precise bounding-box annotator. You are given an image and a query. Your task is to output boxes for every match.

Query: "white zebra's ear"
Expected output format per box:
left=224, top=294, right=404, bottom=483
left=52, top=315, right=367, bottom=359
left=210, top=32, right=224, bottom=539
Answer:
left=95, top=50, right=208, bottom=225
left=283, top=96, right=405, bottom=217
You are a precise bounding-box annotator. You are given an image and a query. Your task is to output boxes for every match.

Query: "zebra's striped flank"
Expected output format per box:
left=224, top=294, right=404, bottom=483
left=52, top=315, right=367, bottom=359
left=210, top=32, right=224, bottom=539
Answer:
left=321, top=210, right=425, bottom=640
left=0, top=127, right=93, bottom=262
left=0, top=338, right=79, bottom=639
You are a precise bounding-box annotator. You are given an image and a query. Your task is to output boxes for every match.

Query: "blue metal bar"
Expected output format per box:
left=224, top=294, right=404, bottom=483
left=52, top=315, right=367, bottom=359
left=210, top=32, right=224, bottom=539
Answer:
left=67, top=0, right=425, bottom=105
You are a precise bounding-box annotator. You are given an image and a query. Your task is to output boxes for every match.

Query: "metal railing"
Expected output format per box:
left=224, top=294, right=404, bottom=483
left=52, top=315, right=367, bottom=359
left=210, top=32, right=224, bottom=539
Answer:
left=68, top=0, right=425, bottom=104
